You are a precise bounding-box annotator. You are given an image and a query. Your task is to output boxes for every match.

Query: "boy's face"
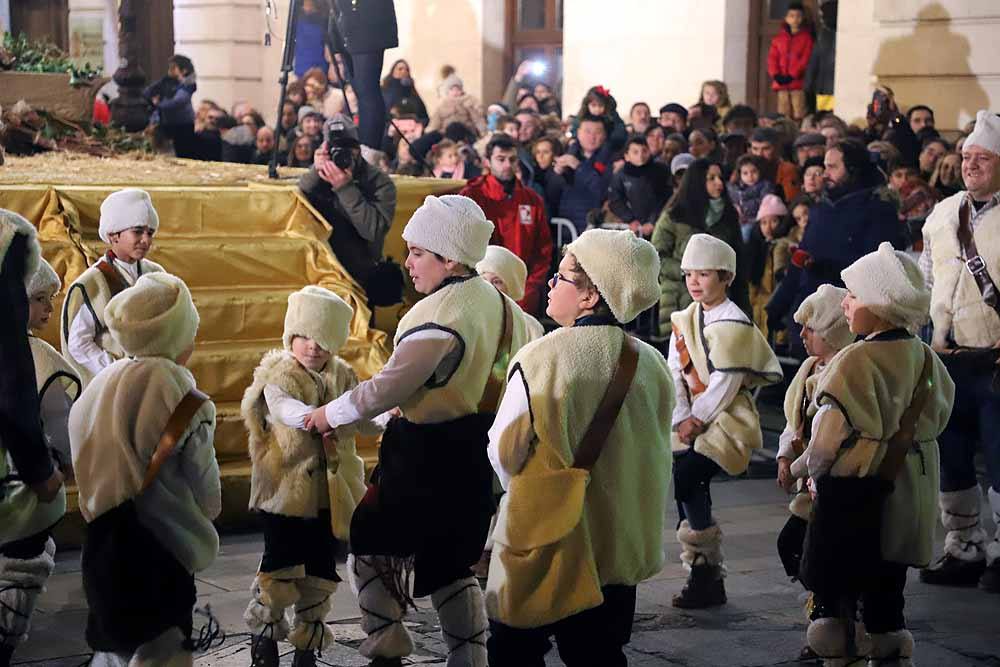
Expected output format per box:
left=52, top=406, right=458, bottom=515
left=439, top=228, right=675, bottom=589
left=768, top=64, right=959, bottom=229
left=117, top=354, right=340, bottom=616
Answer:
left=302, top=115, right=323, bottom=136
left=625, top=143, right=650, bottom=167
left=889, top=168, right=913, bottom=191
left=405, top=243, right=452, bottom=295
left=546, top=253, right=598, bottom=328
left=28, top=291, right=55, bottom=331
left=759, top=215, right=780, bottom=241
left=786, top=9, right=804, bottom=31
left=841, top=291, right=884, bottom=335
left=480, top=272, right=509, bottom=296
left=110, top=226, right=154, bottom=263
left=167, top=63, right=182, bottom=80
left=801, top=326, right=837, bottom=358
left=291, top=335, right=331, bottom=372
left=740, top=163, right=760, bottom=187
left=685, top=269, right=729, bottom=308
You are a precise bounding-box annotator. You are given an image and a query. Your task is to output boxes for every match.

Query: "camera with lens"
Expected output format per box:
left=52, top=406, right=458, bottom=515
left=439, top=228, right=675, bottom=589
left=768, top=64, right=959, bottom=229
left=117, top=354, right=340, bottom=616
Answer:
left=323, top=114, right=361, bottom=170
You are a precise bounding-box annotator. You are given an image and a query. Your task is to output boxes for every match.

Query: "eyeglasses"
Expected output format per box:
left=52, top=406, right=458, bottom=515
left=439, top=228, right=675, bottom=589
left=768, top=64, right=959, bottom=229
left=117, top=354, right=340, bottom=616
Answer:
left=549, top=272, right=577, bottom=288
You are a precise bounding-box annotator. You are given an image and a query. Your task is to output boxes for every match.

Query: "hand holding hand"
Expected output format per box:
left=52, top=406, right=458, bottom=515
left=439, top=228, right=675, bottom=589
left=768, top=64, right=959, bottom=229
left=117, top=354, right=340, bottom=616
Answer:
left=777, top=458, right=794, bottom=492
left=304, top=406, right=331, bottom=433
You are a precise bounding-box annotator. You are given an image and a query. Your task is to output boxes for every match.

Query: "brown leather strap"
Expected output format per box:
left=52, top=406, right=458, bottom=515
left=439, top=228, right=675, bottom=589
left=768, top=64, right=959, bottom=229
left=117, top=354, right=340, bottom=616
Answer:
left=573, top=333, right=640, bottom=471
left=876, top=349, right=933, bottom=482
left=96, top=251, right=129, bottom=298
left=477, top=288, right=515, bottom=414
left=791, top=361, right=821, bottom=457
left=141, top=389, right=210, bottom=491
left=671, top=323, right=707, bottom=397
left=958, top=201, right=1000, bottom=318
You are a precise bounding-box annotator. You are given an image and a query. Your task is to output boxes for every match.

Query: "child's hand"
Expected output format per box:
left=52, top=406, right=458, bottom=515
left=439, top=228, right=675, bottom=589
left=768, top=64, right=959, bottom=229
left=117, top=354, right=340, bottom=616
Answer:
left=304, top=406, right=331, bottom=433
left=777, top=458, right=794, bottom=492
left=629, top=221, right=641, bottom=233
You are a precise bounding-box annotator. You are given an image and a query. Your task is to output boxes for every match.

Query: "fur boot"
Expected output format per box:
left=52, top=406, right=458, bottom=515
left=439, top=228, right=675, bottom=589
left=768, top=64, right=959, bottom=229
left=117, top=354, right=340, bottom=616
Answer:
left=807, top=618, right=872, bottom=667
left=982, top=487, right=1000, bottom=592
left=348, top=555, right=413, bottom=659
left=287, top=576, right=337, bottom=653
left=431, top=577, right=488, bottom=667
left=128, top=626, right=192, bottom=667
left=672, top=521, right=726, bottom=608
left=867, top=630, right=914, bottom=667
left=0, top=537, right=55, bottom=654
left=920, top=487, right=987, bottom=586
left=244, top=567, right=302, bottom=642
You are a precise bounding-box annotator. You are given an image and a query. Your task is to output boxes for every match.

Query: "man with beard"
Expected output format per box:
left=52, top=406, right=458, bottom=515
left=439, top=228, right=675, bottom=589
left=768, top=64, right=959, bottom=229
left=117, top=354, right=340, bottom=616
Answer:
left=461, top=134, right=552, bottom=316
left=766, top=139, right=904, bottom=357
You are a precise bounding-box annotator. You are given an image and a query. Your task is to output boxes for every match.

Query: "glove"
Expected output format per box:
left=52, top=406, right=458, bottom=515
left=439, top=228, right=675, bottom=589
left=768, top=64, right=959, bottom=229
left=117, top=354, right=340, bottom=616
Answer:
left=791, top=248, right=813, bottom=269
left=774, top=74, right=794, bottom=85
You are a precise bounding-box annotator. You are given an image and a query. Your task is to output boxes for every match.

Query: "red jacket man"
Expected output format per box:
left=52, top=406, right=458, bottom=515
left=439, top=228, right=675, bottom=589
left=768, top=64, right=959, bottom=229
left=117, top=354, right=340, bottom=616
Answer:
left=460, top=136, right=552, bottom=315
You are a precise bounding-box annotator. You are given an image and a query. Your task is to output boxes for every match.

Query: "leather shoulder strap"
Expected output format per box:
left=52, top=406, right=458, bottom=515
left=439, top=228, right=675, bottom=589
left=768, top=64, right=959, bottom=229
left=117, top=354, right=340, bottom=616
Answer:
left=478, top=288, right=515, bottom=414
left=573, top=333, right=640, bottom=471
left=877, top=347, right=934, bottom=482
left=958, top=202, right=1000, bottom=319
left=96, top=253, right=129, bottom=298
left=141, top=388, right=210, bottom=491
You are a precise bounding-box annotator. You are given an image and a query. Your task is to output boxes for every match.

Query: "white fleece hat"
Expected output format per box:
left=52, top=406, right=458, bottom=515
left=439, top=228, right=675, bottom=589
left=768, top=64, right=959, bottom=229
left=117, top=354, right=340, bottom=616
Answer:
left=0, top=208, right=40, bottom=282
left=841, top=242, right=930, bottom=331
left=439, top=73, right=464, bottom=98
left=567, top=228, right=660, bottom=323
left=26, top=256, right=61, bottom=297
left=283, top=285, right=354, bottom=354
left=105, top=272, right=199, bottom=360
left=794, top=284, right=854, bottom=350
left=476, top=245, right=527, bottom=301
left=99, top=188, right=160, bottom=243
left=402, top=195, right=494, bottom=268
left=965, top=109, right=1000, bottom=156
left=681, top=233, right=737, bottom=274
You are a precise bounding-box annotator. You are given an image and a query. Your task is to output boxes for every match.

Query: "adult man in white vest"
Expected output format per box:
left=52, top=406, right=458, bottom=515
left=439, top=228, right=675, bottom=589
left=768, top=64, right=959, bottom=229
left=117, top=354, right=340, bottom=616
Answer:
left=918, top=110, right=1000, bottom=593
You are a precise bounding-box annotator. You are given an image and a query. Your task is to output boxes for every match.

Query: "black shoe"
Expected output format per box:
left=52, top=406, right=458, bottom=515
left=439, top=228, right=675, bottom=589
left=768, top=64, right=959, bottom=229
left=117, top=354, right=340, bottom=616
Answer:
left=369, top=658, right=404, bottom=667
left=919, top=553, right=986, bottom=587
left=291, top=648, right=318, bottom=667
left=671, top=563, right=727, bottom=609
left=980, top=560, right=1000, bottom=593
left=0, top=643, right=14, bottom=667
left=250, top=636, right=280, bottom=667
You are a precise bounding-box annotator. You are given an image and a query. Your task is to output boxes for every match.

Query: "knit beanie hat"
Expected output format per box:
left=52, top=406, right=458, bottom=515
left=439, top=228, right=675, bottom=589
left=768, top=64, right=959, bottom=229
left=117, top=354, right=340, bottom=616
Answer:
left=965, top=109, right=1000, bottom=156
left=105, top=272, right=199, bottom=360
left=402, top=195, right=494, bottom=268
left=99, top=188, right=159, bottom=243
left=681, top=233, right=737, bottom=275
left=298, top=105, right=322, bottom=123
left=566, top=229, right=660, bottom=323
left=756, top=194, right=789, bottom=221
left=476, top=245, right=527, bottom=301
left=841, top=241, right=930, bottom=331
left=671, top=153, right=695, bottom=175
left=0, top=208, right=40, bottom=282
left=26, top=256, right=60, bottom=297
left=282, top=285, right=354, bottom=354
left=793, top=284, right=854, bottom=350
left=439, top=73, right=463, bottom=98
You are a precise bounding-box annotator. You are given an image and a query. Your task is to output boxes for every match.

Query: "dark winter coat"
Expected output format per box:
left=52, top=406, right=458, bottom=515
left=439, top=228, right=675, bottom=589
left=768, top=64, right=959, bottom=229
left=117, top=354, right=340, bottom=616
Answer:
left=767, top=25, right=814, bottom=91
left=381, top=78, right=428, bottom=122
left=333, top=0, right=399, bottom=54
left=727, top=179, right=776, bottom=232
left=145, top=74, right=196, bottom=128
left=532, top=166, right=565, bottom=220
left=608, top=162, right=672, bottom=225
left=805, top=25, right=836, bottom=95
left=556, top=142, right=615, bottom=234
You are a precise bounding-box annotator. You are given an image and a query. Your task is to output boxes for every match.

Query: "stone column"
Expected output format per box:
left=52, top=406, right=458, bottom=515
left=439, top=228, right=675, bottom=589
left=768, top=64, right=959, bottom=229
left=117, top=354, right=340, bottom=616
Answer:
left=110, top=0, right=148, bottom=131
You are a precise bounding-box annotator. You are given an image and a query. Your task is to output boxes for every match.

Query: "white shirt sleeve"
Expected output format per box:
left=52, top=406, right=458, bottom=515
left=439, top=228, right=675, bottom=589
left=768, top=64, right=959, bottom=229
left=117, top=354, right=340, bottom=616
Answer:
left=263, top=384, right=314, bottom=430
left=666, top=331, right=692, bottom=427
left=777, top=423, right=798, bottom=461
left=179, top=420, right=222, bottom=521
left=39, top=383, right=74, bottom=470
left=691, top=370, right=745, bottom=424
left=918, top=234, right=934, bottom=291
left=793, top=403, right=852, bottom=479
left=67, top=306, right=114, bottom=375
left=487, top=367, right=535, bottom=490
left=324, top=329, right=460, bottom=429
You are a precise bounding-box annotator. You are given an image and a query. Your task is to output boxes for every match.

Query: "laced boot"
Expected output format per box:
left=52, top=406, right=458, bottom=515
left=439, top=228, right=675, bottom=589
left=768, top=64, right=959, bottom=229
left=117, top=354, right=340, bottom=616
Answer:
left=250, top=635, right=280, bottom=667
left=671, top=557, right=727, bottom=609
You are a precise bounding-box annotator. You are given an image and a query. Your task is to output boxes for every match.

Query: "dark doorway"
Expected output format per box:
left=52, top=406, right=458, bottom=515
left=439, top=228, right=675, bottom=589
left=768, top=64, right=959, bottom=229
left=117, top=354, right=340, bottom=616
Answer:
left=504, top=0, right=563, bottom=88
left=10, top=0, right=69, bottom=50
left=746, top=0, right=819, bottom=115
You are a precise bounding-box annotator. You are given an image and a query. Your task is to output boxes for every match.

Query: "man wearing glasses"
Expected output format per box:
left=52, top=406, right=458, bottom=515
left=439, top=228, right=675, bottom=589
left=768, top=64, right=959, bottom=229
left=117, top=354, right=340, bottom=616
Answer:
left=918, top=110, right=1000, bottom=593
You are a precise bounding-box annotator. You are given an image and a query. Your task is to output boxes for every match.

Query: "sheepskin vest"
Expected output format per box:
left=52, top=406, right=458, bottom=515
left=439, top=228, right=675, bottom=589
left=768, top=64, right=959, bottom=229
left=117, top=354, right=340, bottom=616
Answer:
left=669, top=302, right=783, bottom=474
left=242, top=350, right=367, bottom=537
left=924, top=192, right=1000, bottom=348
left=394, top=277, right=532, bottom=423
left=29, top=335, right=81, bottom=402
left=815, top=334, right=955, bottom=566
left=60, top=256, right=165, bottom=386
left=69, top=356, right=219, bottom=572
left=493, top=326, right=674, bottom=594
left=782, top=356, right=822, bottom=519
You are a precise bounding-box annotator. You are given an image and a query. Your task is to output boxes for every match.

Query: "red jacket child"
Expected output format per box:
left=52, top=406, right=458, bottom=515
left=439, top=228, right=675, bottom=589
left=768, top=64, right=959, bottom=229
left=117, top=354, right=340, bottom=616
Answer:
left=767, top=25, right=814, bottom=91
left=460, top=174, right=552, bottom=316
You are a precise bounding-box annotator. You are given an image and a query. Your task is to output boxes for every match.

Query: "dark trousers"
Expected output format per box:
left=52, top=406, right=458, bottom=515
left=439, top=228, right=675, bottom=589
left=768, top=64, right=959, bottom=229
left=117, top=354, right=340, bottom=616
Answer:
left=0, top=529, right=50, bottom=559
left=350, top=51, right=386, bottom=148
left=777, top=515, right=808, bottom=580
left=813, top=561, right=908, bottom=634
left=487, top=585, right=637, bottom=667
left=258, top=510, right=341, bottom=581
left=938, top=359, right=1000, bottom=493
left=674, top=448, right=720, bottom=530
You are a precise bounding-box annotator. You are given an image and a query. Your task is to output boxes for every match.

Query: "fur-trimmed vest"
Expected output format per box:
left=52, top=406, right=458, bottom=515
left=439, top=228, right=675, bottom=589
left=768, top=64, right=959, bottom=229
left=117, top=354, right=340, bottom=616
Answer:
left=242, top=350, right=367, bottom=536
left=814, top=334, right=955, bottom=566
left=30, top=335, right=81, bottom=402
left=669, top=301, right=783, bottom=474
left=924, top=192, right=1000, bottom=348
left=60, top=256, right=165, bottom=386
left=782, top=356, right=822, bottom=519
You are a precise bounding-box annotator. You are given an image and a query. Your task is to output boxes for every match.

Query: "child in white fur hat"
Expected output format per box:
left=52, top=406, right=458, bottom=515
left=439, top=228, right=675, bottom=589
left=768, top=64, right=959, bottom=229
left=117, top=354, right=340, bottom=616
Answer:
left=305, top=195, right=535, bottom=667
left=796, top=243, right=955, bottom=667
left=668, top=233, right=782, bottom=609
left=70, top=271, right=221, bottom=667
left=485, top=229, right=675, bottom=665
left=61, top=188, right=164, bottom=387
left=242, top=286, right=376, bottom=667
left=477, top=245, right=546, bottom=340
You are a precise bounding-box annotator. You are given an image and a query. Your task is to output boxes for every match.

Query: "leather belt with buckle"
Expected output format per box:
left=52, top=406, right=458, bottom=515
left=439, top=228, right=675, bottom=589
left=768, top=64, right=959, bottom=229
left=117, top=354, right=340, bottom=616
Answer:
left=967, top=255, right=987, bottom=276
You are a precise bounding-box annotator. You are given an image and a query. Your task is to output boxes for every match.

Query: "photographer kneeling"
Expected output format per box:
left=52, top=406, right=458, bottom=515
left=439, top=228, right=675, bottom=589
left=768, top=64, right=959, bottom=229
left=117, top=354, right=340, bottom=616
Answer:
left=299, top=114, right=398, bottom=305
